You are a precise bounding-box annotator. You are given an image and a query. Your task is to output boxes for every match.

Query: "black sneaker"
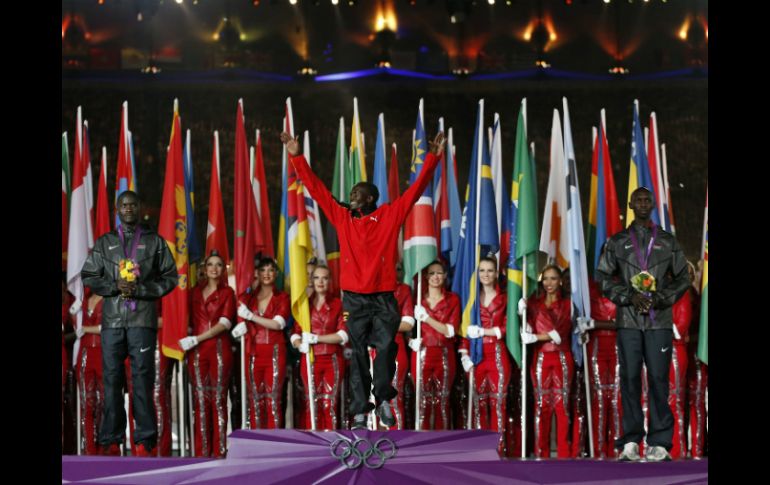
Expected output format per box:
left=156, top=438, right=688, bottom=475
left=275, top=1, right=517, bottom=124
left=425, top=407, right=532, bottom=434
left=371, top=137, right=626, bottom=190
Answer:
left=352, top=414, right=367, bottom=430
left=376, top=401, right=395, bottom=427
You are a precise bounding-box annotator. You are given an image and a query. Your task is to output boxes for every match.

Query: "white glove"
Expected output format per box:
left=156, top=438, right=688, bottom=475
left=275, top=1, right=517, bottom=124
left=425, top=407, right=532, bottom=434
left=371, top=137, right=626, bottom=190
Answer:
left=521, top=332, right=538, bottom=345
left=231, top=322, right=248, bottom=339
left=408, top=338, right=422, bottom=353
left=179, top=336, right=199, bottom=351
left=466, top=325, right=484, bottom=339
left=69, top=299, right=82, bottom=315
left=303, top=332, right=319, bottom=344
left=237, top=304, right=255, bottom=322
left=517, top=298, right=527, bottom=316
left=414, top=305, right=429, bottom=323
left=298, top=341, right=310, bottom=354
left=343, top=347, right=353, bottom=360
left=577, top=316, right=595, bottom=333
left=460, top=354, right=474, bottom=373
left=75, top=327, right=85, bottom=339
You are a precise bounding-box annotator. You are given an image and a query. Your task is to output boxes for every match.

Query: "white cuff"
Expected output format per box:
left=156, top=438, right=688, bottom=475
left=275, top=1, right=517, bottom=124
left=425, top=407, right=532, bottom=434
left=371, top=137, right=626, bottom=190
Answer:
left=547, top=330, right=562, bottom=345
left=337, top=330, right=349, bottom=345
left=493, top=327, right=502, bottom=340
left=445, top=325, right=456, bottom=338
left=273, top=315, right=287, bottom=330
left=672, top=325, right=682, bottom=340
left=458, top=348, right=468, bottom=355
left=290, top=334, right=302, bottom=345
left=218, top=317, right=232, bottom=330
left=401, top=316, right=416, bottom=327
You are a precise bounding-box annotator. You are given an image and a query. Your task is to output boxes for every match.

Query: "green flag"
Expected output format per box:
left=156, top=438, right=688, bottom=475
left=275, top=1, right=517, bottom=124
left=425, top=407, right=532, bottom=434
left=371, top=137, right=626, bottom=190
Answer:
left=506, top=99, right=539, bottom=365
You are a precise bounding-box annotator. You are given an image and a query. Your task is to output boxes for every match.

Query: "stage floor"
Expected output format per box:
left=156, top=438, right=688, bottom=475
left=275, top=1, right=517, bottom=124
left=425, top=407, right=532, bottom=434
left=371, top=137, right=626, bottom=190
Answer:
left=62, top=430, right=708, bottom=484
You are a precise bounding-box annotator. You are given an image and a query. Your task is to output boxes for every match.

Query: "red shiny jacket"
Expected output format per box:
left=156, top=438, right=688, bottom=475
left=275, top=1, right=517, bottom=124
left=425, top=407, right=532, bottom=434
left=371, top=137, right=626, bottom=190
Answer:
left=420, top=290, right=459, bottom=347
left=291, top=296, right=346, bottom=355
left=528, top=293, right=572, bottom=353
left=589, top=281, right=617, bottom=338
left=191, top=284, right=236, bottom=339
left=240, top=287, right=290, bottom=345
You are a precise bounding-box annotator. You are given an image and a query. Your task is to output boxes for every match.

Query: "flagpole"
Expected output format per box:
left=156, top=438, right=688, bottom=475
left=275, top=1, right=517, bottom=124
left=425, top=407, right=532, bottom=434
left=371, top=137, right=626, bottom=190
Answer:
left=415, top=274, right=423, bottom=430
left=241, top=338, right=247, bottom=428
left=521, top=253, right=528, bottom=459
left=76, top=370, right=81, bottom=455
left=187, top=362, right=195, bottom=455
left=369, top=352, right=378, bottom=429
left=466, top=366, right=474, bottom=430
left=582, top=338, right=594, bottom=457
left=307, top=351, right=317, bottom=430
left=177, top=361, right=187, bottom=456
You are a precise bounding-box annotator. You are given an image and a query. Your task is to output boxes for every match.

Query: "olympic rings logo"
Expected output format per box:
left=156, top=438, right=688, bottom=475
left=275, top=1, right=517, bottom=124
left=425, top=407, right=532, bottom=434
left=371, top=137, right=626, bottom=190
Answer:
left=330, top=437, right=397, bottom=469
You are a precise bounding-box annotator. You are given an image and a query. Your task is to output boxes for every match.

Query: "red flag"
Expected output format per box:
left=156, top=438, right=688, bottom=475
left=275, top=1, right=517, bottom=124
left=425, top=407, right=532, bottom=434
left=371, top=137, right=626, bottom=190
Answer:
left=233, top=99, right=261, bottom=296
left=206, top=131, right=230, bottom=263
left=159, top=101, right=189, bottom=361
left=94, top=146, right=111, bottom=239
left=62, top=133, right=70, bottom=271
left=253, top=130, right=274, bottom=257
left=114, top=101, right=135, bottom=223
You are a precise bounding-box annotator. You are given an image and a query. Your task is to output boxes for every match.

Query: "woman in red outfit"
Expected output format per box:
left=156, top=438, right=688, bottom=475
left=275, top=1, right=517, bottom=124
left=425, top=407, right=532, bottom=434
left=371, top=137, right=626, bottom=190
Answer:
left=179, top=252, right=236, bottom=457
left=409, top=260, right=459, bottom=430
left=460, top=256, right=510, bottom=433
left=668, top=262, right=695, bottom=459
left=523, top=265, right=574, bottom=458
left=75, top=288, right=105, bottom=455
left=231, top=257, right=290, bottom=429
left=290, top=265, right=349, bottom=430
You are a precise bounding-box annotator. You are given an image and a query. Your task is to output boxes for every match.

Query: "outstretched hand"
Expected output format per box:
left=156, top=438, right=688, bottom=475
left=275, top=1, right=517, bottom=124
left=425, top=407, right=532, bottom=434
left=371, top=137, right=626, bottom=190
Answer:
left=428, top=131, right=446, bottom=156
left=280, top=132, right=301, bottom=156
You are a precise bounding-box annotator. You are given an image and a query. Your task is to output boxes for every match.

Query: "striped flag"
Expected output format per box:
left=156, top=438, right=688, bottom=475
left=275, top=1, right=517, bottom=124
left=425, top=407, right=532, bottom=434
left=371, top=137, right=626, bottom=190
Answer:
left=206, top=131, right=230, bottom=263
left=540, top=109, right=568, bottom=269
left=697, top=191, right=708, bottom=364
left=661, top=144, right=676, bottom=234
left=563, top=98, right=591, bottom=366
left=303, top=130, right=327, bottom=264
left=323, top=117, right=347, bottom=298
left=402, top=98, right=437, bottom=287
left=445, top=127, right=463, bottom=272
left=506, top=99, right=538, bottom=365
left=277, top=117, right=291, bottom=292
left=388, top=142, right=403, bottom=263
left=452, top=99, right=484, bottom=364
left=433, top=118, right=452, bottom=263
left=373, top=113, right=390, bottom=205
left=489, top=114, right=509, bottom=271
left=114, top=101, right=135, bottom=227
left=67, top=107, right=95, bottom=366
left=94, top=146, right=112, bottom=240
left=183, top=129, right=202, bottom=288
left=625, top=101, right=660, bottom=226
left=587, top=111, right=622, bottom=278
left=350, top=97, right=367, bottom=183
left=159, top=100, right=189, bottom=361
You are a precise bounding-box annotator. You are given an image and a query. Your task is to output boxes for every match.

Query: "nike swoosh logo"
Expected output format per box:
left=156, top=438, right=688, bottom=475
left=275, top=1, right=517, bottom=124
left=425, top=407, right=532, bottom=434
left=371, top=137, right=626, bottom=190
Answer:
left=624, top=244, right=633, bottom=249
left=108, top=244, right=120, bottom=250
left=661, top=347, right=669, bottom=353
left=140, top=346, right=151, bottom=353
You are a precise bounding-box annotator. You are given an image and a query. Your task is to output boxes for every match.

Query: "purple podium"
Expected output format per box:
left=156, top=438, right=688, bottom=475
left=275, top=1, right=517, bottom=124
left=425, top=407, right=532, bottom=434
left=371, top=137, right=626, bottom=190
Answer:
left=62, top=430, right=708, bottom=484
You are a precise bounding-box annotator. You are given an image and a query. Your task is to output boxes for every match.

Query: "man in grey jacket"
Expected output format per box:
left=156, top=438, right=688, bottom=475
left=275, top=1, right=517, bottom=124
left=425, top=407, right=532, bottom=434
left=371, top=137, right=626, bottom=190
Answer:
left=595, top=187, right=690, bottom=462
left=81, top=191, right=177, bottom=456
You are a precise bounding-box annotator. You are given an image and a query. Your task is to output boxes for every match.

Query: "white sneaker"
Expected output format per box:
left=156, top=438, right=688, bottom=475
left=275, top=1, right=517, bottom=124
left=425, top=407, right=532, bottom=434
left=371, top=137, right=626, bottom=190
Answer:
left=645, top=445, right=672, bottom=462
left=618, top=442, right=641, bottom=462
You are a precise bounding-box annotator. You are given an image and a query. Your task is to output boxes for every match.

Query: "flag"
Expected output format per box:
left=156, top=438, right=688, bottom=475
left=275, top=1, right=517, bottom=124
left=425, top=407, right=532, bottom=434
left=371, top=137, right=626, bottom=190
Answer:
left=277, top=117, right=291, bottom=292
left=539, top=109, right=568, bottom=269
left=506, top=99, right=539, bottom=366
left=402, top=98, right=437, bottom=287
left=563, top=98, right=591, bottom=366
left=479, top=125, right=500, bottom=257
left=587, top=111, right=622, bottom=277
left=159, top=100, right=189, bottom=361
left=83, top=121, right=95, bottom=236
left=323, top=117, right=346, bottom=297
left=62, top=132, right=71, bottom=270
left=388, top=142, right=403, bottom=262
left=303, top=130, right=327, bottom=264
left=350, top=97, right=367, bottom=183
left=233, top=99, right=260, bottom=297
left=625, top=101, right=660, bottom=226
left=490, top=114, right=510, bottom=274
left=452, top=99, right=484, bottom=365
left=183, top=129, right=202, bottom=288
left=94, top=146, right=112, bottom=240
left=697, top=191, right=708, bottom=364
left=253, top=130, right=275, bottom=257
left=286, top=99, right=313, bottom=358
left=373, top=113, right=390, bottom=205
left=67, top=107, right=95, bottom=366
left=661, top=143, right=676, bottom=234
left=434, top=118, right=451, bottom=263
left=114, top=101, right=135, bottom=227
left=647, top=114, right=665, bottom=224
left=445, top=127, right=463, bottom=272
left=206, top=131, right=230, bottom=263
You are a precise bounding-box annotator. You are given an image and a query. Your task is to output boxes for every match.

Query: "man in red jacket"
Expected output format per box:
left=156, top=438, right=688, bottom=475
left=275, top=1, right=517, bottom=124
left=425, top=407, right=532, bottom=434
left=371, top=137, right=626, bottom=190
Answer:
left=281, top=130, right=444, bottom=430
